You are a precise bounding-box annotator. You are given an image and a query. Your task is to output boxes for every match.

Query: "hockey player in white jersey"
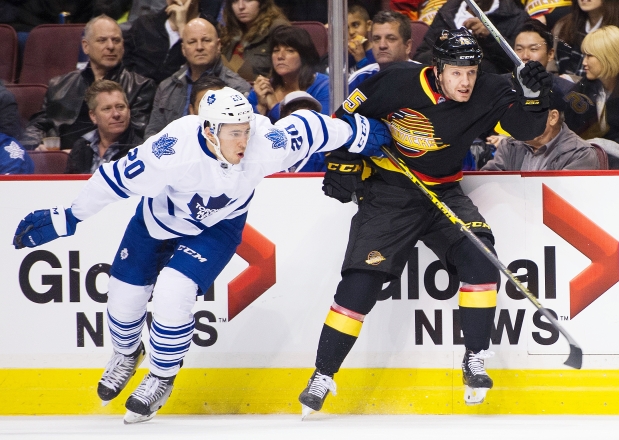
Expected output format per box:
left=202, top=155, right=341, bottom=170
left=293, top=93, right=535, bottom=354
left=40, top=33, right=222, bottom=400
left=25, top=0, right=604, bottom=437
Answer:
left=13, top=79, right=390, bottom=424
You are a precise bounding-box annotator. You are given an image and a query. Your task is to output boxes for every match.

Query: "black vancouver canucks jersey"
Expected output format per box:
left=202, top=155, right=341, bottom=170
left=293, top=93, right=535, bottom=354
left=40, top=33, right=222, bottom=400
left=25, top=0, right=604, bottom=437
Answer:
left=335, top=62, right=548, bottom=185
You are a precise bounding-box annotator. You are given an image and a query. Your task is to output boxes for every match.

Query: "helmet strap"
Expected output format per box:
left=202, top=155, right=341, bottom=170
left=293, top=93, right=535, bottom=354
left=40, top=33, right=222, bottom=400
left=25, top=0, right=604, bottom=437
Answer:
left=204, top=121, right=234, bottom=169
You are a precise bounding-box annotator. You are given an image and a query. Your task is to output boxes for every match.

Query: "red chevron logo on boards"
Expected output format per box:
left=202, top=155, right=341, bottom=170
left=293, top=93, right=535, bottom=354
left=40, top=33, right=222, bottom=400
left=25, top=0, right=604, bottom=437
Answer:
left=542, top=184, right=619, bottom=318
left=227, top=223, right=276, bottom=320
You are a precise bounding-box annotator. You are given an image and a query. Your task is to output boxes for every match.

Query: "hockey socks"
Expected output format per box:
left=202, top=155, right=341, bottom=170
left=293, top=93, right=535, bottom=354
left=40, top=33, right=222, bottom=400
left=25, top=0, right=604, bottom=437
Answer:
left=458, top=283, right=497, bottom=352
left=315, top=303, right=365, bottom=376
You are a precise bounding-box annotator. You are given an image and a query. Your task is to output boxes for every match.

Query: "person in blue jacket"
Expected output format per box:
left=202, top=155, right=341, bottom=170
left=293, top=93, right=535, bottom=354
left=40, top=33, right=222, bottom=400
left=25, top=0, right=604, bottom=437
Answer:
left=248, top=25, right=329, bottom=123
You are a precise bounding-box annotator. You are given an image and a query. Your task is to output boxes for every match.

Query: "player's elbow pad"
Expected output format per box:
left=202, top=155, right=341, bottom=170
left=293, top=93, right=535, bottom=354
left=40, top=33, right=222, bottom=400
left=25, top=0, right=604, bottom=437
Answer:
left=341, top=113, right=391, bottom=156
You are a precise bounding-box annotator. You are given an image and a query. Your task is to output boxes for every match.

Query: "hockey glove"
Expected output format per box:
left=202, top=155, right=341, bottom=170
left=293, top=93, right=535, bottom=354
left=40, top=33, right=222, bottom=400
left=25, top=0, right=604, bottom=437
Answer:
left=513, top=60, right=552, bottom=112
left=13, top=206, right=81, bottom=249
left=323, top=149, right=371, bottom=204
left=341, top=113, right=391, bottom=156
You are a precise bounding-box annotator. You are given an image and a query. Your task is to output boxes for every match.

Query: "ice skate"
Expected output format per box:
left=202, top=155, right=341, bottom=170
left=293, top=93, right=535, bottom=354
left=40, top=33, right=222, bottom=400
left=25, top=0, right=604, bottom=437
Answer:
left=123, top=372, right=175, bottom=424
left=462, top=349, right=494, bottom=405
left=98, top=342, right=146, bottom=406
left=298, top=370, right=336, bottom=420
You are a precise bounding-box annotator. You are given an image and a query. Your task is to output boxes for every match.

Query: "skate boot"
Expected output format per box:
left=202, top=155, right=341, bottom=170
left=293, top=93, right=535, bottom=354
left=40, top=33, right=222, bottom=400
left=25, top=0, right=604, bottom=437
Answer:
left=123, top=372, right=176, bottom=424
left=97, top=342, right=146, bottom=406
left=298, top=370, right=337, bottom=420
left=462, top=349, right=494, bottom=405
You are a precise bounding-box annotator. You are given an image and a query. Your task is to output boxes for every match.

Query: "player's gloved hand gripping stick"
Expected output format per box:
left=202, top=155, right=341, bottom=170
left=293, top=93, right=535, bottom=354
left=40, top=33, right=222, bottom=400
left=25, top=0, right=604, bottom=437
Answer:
left=463, top=0, right=552, bottom=112
left=380, top=146, right=583, bottom=369
left=13, top=206, right=81, bottom=249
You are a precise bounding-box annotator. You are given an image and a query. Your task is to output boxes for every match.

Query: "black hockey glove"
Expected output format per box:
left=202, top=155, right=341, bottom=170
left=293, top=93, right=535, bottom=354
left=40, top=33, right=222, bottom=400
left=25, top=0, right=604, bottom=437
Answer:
left=513, top=60, right=552, bottom=112
left=322, top=150, right=369, bottom=204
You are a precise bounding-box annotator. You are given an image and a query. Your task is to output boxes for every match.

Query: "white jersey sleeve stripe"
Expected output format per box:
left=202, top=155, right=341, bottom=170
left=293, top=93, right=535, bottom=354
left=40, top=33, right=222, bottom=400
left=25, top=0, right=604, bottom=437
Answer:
left=99, top=165, right=130, bottom=199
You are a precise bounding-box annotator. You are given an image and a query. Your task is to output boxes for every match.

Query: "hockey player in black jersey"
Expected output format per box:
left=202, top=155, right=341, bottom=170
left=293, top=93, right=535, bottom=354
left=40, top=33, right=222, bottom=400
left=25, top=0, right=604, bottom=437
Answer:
left=299, top=28, right=551, bottom=417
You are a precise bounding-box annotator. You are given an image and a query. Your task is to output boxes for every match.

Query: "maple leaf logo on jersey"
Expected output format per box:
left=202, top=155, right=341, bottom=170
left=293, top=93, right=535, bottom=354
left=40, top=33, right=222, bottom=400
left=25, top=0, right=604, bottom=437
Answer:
left=4, top=141, right=24, bottom=160
left=387, top=108, right=449, bottom=158
left=264, top=128, right=287, bottom=150
left=188, top=193, right=235, bottom=221
left=207, top=93, right=216, bottom=105
left=152, top=133, right=178, bottom=159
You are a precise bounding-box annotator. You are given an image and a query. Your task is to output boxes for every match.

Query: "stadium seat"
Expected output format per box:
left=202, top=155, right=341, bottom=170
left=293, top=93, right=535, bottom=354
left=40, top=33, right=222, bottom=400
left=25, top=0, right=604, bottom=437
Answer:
left=5, top=84, right=47, bottom=129
left=292, top=21, right=328, bottom=58
left=27, top=150, right=69, bottom=174
left=590, top=143, right=609, bottom=170
left=0, top=24, right=18, bottom=83
left=19, top=24, right=85, bottom=85
left=409, top=21, right=429, bottom=59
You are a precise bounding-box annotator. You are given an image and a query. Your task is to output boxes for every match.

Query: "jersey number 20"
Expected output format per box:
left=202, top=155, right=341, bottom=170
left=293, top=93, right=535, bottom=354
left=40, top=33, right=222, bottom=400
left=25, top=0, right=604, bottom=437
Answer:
left=124, top=149, right=145, bottom=179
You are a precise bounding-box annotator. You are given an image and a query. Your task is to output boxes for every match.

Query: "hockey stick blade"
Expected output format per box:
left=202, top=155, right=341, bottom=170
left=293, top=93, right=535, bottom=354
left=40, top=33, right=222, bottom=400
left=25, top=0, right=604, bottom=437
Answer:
left=380, top=146, right=583, bottom=369
left=462, top=0, right=523, bottom=68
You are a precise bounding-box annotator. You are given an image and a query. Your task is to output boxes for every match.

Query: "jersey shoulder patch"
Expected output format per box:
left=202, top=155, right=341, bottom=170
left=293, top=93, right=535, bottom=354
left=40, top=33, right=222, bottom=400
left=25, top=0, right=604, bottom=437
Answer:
left=152, top=133, right=178, bottom=159
left=264, top=128, right=287, bottom=150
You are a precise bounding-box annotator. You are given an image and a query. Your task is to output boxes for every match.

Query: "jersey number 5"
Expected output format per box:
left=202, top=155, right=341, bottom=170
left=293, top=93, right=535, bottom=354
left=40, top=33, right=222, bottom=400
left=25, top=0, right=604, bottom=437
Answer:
left=124, top=149, right=145, bottom=179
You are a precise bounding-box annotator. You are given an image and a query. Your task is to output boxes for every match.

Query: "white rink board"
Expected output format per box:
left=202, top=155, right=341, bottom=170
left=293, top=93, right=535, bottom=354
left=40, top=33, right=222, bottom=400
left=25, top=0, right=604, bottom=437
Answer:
left=1, top=174, right=618, bottom=370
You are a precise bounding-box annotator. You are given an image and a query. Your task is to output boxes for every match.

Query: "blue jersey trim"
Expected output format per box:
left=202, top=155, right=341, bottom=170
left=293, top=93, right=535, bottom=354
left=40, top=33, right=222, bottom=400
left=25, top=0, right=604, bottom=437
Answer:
left=112, top=161, right=128, bottom=190
left=147, top=198, right=189, bottom=237
left=291, top=113, right=313, bottom=148
left=99, top=166, right=129, bottom=199
left=311, top=110, right=329, bottom=151
left=233, top=190, right=254, bottom=212
left=167, top=197, right=175, bottom=216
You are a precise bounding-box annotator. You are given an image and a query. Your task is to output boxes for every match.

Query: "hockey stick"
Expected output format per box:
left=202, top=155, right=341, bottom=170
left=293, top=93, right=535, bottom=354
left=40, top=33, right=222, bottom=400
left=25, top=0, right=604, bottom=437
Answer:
left=380, top=146, right=583, bottom=369
left=463, top=0, right=523, bottom=68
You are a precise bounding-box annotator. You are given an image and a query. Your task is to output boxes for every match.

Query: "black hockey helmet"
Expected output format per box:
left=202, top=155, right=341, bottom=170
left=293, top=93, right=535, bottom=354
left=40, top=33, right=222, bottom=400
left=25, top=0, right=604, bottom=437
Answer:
left=432, top=28, right=482, bottom=72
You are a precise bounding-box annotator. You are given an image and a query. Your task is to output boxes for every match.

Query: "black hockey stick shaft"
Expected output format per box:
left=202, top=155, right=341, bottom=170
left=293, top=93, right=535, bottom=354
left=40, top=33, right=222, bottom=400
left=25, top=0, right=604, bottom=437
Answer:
left=380, top=146, right=583, bottom=369
left=463, top=0, right=523, bottom=68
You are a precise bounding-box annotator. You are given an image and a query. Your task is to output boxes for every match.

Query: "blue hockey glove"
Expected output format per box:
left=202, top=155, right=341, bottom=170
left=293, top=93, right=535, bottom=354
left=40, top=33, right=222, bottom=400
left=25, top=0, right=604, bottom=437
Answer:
left=341, top=113, right=392, bottom=156
left=513, top=60, right=552, bottom=112
left=13, top=206, right=81, bottom=249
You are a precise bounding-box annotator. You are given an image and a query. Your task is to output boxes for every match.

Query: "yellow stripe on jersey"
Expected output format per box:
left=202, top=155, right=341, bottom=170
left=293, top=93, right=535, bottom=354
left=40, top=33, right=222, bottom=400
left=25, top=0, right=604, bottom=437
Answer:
left=494, top=120, right=510, bottom=136
left=325, top=310, right=363, bottom=337
left=459, top=289, right=497, bottom=308
left=419, top=67, right=438, bottom=104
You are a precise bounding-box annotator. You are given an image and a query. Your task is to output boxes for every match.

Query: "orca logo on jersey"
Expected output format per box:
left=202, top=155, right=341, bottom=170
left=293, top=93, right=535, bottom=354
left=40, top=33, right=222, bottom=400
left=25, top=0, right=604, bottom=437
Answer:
left=188, top=193, right=234, bottom=221
left=265, top=128, right=287, bottom=150
left=387, top=108, right=449, bottom=158
left=152, top=133, right=178, bottom=159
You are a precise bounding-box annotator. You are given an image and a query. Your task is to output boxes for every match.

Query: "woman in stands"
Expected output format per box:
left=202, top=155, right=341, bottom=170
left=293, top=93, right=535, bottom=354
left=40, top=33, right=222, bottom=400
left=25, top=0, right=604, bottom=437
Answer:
left=248, top=25, right=330, bottom=122
left=553, top=0, right=619, bottom=77
left=566, top=26, right=619, bottom=148
left=220, top=0, right=289, bottom=82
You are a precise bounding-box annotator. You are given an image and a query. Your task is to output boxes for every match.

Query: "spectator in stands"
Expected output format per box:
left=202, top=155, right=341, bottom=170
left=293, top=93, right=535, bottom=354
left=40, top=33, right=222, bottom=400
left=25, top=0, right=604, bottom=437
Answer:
left=481, top=87, right=600, bottom=171
left=220, top=0, right=290, bottom=82
left=0, top=133, right=34, bottom=174
left=347, top=4, right=375, bottom=73
left=348, top=10, right=414, bottom=93
left=20, top=15, right=155, bottom=152
left=249, top=26, right=329, bottom=121
left=0, top=83, right=22, bottom=139
left=146, top=18, right=250, bottom=138
left=565, top=26, right=619, bottom=148
left=65, top=80, right=142, bottom=174
left=553, top=0, right=619, bottom=78
left=122, top=0, right=201, bottom=84
left=390, top=0, right=425, bottom=21
left=414, top=0, right=529, bottom=74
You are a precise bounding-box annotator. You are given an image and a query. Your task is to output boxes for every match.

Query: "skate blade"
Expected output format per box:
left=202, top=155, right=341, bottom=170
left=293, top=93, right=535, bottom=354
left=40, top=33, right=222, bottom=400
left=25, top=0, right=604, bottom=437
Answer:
left=123, top=410, right=157, bottom=424
left=464, top=385, right=489, bottom=405
left=301, top=404, right=314, bottom=420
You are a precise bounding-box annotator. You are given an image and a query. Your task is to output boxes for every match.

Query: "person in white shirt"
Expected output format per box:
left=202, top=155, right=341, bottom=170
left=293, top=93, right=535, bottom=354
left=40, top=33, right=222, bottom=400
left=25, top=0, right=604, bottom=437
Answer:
left=13, top=78, right=388, bottom=424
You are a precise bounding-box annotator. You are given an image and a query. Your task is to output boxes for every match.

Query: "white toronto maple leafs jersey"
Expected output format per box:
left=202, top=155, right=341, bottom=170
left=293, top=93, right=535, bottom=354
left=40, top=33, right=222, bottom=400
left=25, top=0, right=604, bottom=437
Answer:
left=70, top=110, right=352, bottom=239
